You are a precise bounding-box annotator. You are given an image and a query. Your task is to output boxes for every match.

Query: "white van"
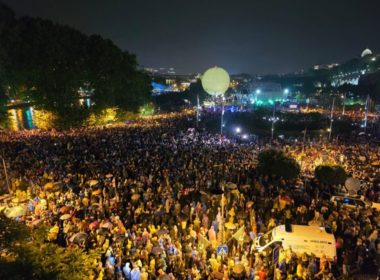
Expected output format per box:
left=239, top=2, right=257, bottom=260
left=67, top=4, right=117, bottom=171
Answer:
left=253, top=224, right=337, bottom=261
left=331, top=194, right=380, bottom=211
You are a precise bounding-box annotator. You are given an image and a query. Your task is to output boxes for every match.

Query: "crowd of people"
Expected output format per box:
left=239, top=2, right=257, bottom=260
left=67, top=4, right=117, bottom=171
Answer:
left=0, top=111, right=379, bottom=279
left=288, top=142, right=380, bottom=182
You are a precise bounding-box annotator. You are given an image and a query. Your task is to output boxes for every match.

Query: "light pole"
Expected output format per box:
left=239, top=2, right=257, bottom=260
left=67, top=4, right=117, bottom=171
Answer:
left=283, top=88, right=289, bottom=100
left=303, top=126, right=307, bottom=143
left=328, top=97, right=335, bottom=142
left=220, top=95, right=225, bottom=135
left=196, top=94, right=200, bottom=127
left=271, top=103, right=276, bottom=141
left=341, top=93, right=346, bottom=116
left=364, top=95, right=369, bottom=133
left=255, top=89, right=261, bottom=104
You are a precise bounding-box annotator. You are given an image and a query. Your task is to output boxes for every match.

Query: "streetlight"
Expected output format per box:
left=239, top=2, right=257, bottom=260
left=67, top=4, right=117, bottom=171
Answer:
left=328, top=97, right=335, bottom=141
left=341, top=93, right=346, bottom=116
left=235, top=127, right=241, bottom=134
left=363, top=94, right=370, bottom=133
left=306, top=98, right=310, bottom=111
left=196, top=94, right=200, bottom=127
left=255, top=89, right=261, bottom=104
left=221, top=96, right=226, bottom=135
left=303, top=127, right=308, bottom=143
left=269, top=104, right=279, bottom=142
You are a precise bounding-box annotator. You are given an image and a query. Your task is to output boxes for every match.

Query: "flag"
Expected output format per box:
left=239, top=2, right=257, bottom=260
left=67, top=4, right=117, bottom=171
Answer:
left=232, top=226, right=245, bottom=244
left=198, top=234, right=211, bottom=251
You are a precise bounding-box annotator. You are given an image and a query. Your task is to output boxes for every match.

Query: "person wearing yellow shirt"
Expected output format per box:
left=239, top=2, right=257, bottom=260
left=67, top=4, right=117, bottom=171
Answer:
left=278, top=247, right=286, bottom=264
left=96, top=268, right=104, bottom=280
left=47, top=223, right=59, bottom=241
left=149, top=258, right=156, bottom=275
left=227, top=257, right=235, bottom=272
left=82, top=197, right=89, bottom=206
left=209, top=254, right=219, bottom=272
left=267, top=218, right=276, bottom=231
left=149, top=224, right=157, bottom=235
left=127, top=239, right=132, bottom=250
left=102, top=239, right=109, bottom=253
left=296, top=261, right=304, bottom=279
left=140, top=267, right=149, bottom=280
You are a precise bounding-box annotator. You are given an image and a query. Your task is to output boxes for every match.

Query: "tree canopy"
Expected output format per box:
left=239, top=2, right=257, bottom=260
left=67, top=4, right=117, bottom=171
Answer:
left=153, top=80, right=207, bottom=112
left=0, top=4, right=151, bottom=128
left=0, top=213, right=100, bottom=280
left=257, top=149, right=300, bottom=180
left=315, top=165, right=347, bottom=186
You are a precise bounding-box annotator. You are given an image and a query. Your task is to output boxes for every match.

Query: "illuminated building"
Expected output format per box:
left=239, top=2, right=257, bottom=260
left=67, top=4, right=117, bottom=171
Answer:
left=329, top=49, right=379, bottom=86
left=150, top=73, right=196, bottom=95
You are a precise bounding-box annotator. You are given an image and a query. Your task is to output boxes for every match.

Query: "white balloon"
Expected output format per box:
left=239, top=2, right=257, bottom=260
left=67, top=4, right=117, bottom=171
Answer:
left=201, top=67, right=230, bottom=96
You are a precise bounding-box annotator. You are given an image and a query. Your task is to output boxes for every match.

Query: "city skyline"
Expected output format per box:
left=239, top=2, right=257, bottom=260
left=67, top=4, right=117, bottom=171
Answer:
left=2, top=0, right=380, bottom=75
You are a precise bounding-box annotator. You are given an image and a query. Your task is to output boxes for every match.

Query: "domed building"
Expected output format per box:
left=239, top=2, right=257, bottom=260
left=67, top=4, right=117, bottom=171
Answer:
left=361, top=48, right=373, bottom=58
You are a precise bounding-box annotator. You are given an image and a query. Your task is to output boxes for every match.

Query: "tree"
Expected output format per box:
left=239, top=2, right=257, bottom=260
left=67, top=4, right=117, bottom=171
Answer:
left=0, top=3, right=14, bottom=125
left=0, top=4, right=151, bottom=129
left=359, top=72, right=380, bottom=103
left=301, top=79, right=317, bottom=97
left=153, top=79, right=207, bottom=112
left=257, top=149, right=300, bottom=180
left=1, top=16, right=90, bottom=128
left=315, top=165, right=347, bottom=186
left=0, top=82, right=8, bottom=126
left=85, top=35, right=151, bottom=115
left=0, top=214, right=101, bottom=280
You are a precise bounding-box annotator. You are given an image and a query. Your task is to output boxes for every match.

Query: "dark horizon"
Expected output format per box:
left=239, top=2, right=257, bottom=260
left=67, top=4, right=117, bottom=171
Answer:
left=2, top=0, right=380, bottom=75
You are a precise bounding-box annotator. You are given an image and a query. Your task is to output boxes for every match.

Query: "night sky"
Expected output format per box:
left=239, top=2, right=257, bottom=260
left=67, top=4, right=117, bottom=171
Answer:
left=2, top=0, right=380, bottom=75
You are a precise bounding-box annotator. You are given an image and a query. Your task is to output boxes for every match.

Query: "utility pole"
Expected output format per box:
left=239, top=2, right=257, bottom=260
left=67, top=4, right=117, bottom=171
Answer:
left=364, top=95, right=369, bottom=133
left=220, top=95, right=225, bottom=136
left=342, top=92, right=346, bottom=116
left=328, top=97, right=335, bottom=142
left=303, top=126, right=307, bottom=143
left=196, top=94, right=200, bottom=127
left=271, top=103, right=276, bottom=141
